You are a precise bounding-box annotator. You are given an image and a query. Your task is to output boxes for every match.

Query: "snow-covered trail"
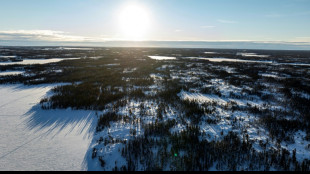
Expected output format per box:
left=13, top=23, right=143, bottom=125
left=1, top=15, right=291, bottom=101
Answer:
left=0, top=84, right=97, bottom=171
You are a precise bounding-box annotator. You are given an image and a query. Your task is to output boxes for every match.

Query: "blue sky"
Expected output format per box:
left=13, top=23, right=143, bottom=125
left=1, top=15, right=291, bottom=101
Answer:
left=0, top=0, right=310, bottom=49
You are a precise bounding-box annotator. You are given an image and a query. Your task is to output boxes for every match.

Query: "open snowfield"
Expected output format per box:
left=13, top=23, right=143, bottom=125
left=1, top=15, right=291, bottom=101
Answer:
left=0, top=84, right=96, bottom=171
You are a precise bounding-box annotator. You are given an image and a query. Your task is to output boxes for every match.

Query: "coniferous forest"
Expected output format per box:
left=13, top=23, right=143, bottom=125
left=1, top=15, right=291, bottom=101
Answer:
left=1, top=47, right=310, bottom=171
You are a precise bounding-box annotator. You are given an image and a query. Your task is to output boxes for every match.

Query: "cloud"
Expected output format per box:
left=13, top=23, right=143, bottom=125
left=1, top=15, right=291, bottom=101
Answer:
left=0, top=30, right=100, bottom=42
left=217, top=19, right=237, bottom=24
left=201, top=26, right=216, bottom=29
left=293, top=37, right=310, bottom=42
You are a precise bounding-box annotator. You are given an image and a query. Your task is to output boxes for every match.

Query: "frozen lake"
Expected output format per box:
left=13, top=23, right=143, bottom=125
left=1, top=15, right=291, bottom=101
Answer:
left=184, top=57, right=273, bottom=63
left=148, top=56, right=176, bottom=60
left=0, top=84, right=96, bottom=171
left=0, top=58, right=79, bottom=65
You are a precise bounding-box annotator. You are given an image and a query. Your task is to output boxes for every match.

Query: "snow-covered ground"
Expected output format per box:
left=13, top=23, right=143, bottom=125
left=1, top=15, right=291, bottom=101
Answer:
left=0, top=71, right=24, bottom=76
left=0, top=84, right=96, bottom=171
left=178, top=91, right=227, bottom=105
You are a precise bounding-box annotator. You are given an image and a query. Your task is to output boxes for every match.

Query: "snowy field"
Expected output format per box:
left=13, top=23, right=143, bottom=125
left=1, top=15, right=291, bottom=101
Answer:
left=0, top=84, right=96, bottom=171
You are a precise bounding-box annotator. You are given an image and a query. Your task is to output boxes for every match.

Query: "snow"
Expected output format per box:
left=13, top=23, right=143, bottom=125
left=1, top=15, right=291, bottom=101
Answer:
left=184, top=56, right=310, bottom=67
left=123, top=68, right=137, bottom=74
left=178, top=90, right=227, bottom=105
left=278, top=62, right=310, bottom=67
left=170, top=124, right=187, bottom=134
left=85, top=122, right=130, bottom=171
left=184, top=57, right=273, bottom=63
left=0, top=71, right=24, bottom=76
left=259, top=73, right=279, bottom=78
left=0, top=56, right=18, bottom=59
left=156, top=64, right=175, bottom=71
left=87, top=56, right=103, bottom=60
left=148, top=56, right=177, bottom=60
left=104, top=64, right=120, bottom=66
left=280, top=130, right=310, bottom=162
left=0, top=58, right=80, bottom=65
left=62, top=47, right=93, bottom=50
left=204, top=52, right=218, bottom=54
left=150, top=73, right=164, bottom=80
left=177, top=83, right=310, bottom=163
left=0, top=84, right=96, bottom=171
left=53, top=69, right=63, bottom=73
left=236, top=52, right=270, bottom=58
left=221, top=66, right=236, bottom=73
left=40, top=47, right=94, bottom=51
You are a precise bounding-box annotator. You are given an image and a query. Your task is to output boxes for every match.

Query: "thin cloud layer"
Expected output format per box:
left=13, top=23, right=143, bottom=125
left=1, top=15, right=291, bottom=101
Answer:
left=0, top=30, right=310, bottom=50
left=0, top=30, right=97, bottom=42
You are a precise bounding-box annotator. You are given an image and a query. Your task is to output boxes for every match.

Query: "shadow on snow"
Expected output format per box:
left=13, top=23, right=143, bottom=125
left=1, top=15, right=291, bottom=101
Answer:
left=24, top=104, right=98, bottom=140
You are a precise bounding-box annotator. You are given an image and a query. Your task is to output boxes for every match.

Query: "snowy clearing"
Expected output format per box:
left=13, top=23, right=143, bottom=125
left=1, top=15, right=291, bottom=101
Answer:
left=0, top=71, right=24, bottom=76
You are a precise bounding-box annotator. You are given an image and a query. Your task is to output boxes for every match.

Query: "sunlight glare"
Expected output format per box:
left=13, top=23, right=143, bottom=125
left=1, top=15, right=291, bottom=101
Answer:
left=118, top=4, right=150, bottom=41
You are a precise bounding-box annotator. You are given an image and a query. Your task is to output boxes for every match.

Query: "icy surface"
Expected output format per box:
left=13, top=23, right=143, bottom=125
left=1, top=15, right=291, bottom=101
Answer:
left=0, top=58, right=79, bottom=65
left=148, top=56, right=177, bottom=60
left=184, top=57, right=310, bottom=66
left=184, top=57, right=273, bottom=63
left=0, top=84, right=96, bottom=171
left=237, top=52, right=270, bottom=58
left=204, top=52, right=218, bottom=54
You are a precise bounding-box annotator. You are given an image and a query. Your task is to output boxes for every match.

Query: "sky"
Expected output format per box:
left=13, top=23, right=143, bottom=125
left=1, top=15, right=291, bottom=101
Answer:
left=0, top=0, right=310, bottom=49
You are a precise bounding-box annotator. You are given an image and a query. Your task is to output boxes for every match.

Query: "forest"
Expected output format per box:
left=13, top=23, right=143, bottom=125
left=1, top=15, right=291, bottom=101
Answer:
left=1, top=46, right=310, bottom=171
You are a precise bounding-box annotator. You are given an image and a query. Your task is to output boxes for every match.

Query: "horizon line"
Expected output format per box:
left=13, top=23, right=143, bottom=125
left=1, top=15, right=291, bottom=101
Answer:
left=2, top=40, right=310, bottom=43
left=1, top=40, right=310, bottom=51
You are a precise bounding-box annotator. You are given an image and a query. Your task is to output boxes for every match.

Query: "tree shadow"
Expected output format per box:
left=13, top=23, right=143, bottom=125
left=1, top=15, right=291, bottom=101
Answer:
left=24, top=104, right=99, bottom=140
left=0, top=83, right=100, bottom=170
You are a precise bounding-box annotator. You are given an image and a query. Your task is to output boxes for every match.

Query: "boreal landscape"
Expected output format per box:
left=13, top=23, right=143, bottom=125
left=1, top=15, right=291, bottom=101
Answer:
left=1, top=46, right=310, bottom=171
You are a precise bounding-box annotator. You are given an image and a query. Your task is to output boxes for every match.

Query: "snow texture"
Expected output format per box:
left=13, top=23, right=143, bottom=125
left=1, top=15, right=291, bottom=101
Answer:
left=0, top=84, right=96, bottom=171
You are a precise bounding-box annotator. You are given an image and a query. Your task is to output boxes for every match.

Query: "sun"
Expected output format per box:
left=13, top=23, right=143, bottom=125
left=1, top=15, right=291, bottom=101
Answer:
left=118, top=4, right=150, bottom=41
